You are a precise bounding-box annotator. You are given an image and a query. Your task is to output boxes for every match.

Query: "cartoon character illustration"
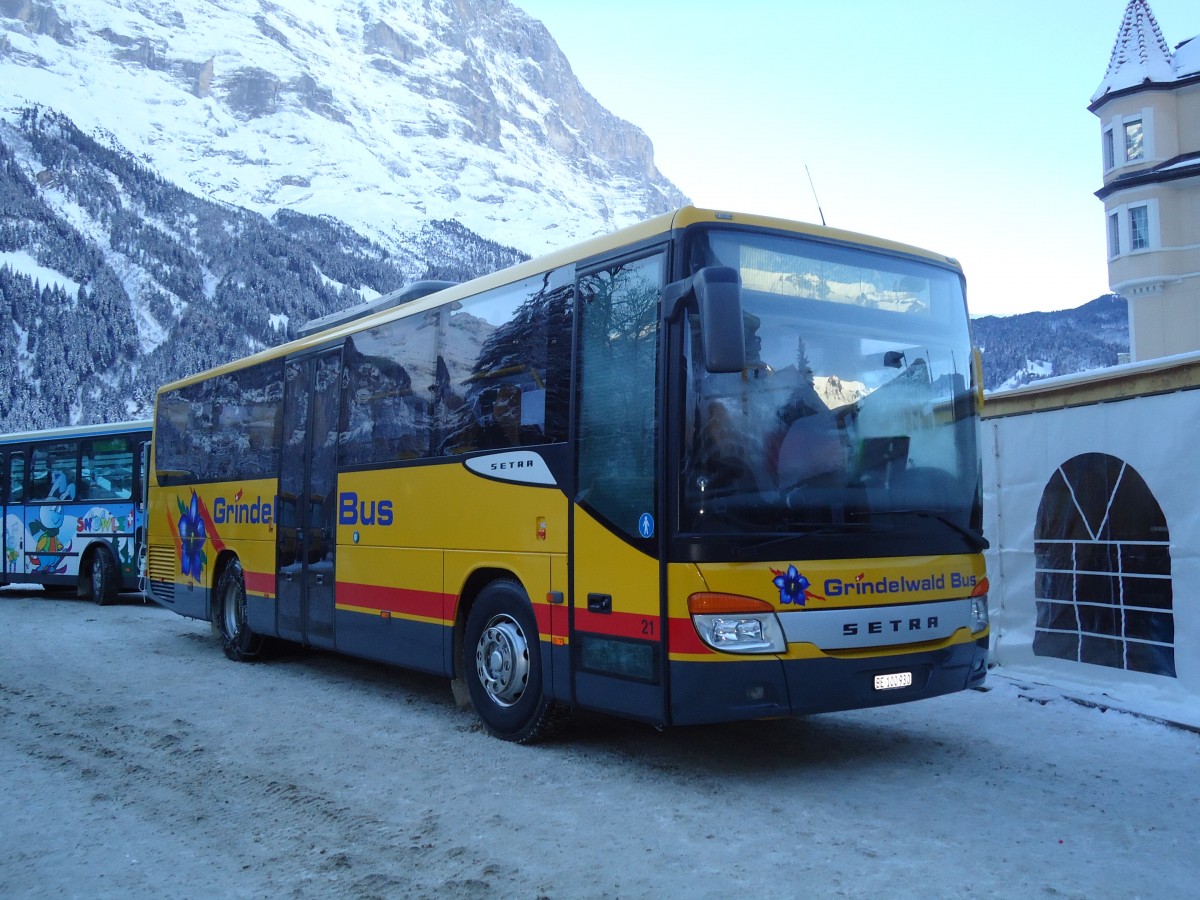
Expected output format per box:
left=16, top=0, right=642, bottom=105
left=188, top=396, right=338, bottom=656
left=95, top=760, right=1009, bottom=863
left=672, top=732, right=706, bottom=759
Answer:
left=28, top=506, right=71, bottom=574
left=48, top=469, right=76, bottom=501
left=4, top=513, right=22, bottom=574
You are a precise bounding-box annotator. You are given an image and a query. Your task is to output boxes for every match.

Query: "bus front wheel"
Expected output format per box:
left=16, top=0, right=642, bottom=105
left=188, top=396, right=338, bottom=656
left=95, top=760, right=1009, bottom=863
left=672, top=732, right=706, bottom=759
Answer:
left=463, top=579, right=568, bottom=743
left=88, top=546, right=118, bottom=605
left=213, top=560, right=266, bottom=662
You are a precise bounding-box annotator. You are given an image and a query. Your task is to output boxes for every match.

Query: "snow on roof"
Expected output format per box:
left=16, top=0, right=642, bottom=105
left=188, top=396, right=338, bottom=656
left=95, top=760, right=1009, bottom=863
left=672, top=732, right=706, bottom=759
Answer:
left=1175, top=36, right=1200, bottom=79
left=1092, top=0, right=1175, bottom=103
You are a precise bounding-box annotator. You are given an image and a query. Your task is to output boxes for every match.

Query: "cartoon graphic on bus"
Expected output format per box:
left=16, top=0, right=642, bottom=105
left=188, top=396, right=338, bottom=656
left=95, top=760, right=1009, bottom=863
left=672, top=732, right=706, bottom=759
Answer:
left=4, top=513, right=21, bottom=574
left=28, top=505, right=71, bottom=573
left=1, top=420, right=150, bottom=601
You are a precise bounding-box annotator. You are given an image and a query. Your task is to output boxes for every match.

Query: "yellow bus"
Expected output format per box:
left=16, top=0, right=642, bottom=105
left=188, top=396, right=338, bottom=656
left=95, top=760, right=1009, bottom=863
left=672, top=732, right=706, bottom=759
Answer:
left=145, top=206, right=990, bottom=742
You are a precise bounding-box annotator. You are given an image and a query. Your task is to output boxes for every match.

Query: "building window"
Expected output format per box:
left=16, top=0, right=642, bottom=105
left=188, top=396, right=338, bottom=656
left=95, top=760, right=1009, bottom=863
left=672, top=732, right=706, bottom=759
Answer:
left=1102, top=126, right=1115, bottom=171
left=1033, top=453, right=1175, bottom=678
left=1130, top=205, right=1150, bottom=251
left=1124, top=118, right=1143, bottom=162
left=1107, top=212, right=1120, bottom=257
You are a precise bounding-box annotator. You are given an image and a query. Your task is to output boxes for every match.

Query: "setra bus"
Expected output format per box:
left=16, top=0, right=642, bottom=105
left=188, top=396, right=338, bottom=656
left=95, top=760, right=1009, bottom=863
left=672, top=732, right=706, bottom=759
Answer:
left=1, top=419, right=151, bottom=603
left=144, top=207, right=989, bottom=741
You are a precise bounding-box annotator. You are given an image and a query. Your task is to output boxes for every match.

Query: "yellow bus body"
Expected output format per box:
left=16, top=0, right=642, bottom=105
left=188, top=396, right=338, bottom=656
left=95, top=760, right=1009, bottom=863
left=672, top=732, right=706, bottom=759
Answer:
left=145, top=206, right=989, bottom=738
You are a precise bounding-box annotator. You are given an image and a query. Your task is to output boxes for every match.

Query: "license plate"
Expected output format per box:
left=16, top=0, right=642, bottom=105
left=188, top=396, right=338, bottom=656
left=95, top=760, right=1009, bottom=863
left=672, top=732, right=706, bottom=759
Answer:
left=874, top=671, right=913, bottom=691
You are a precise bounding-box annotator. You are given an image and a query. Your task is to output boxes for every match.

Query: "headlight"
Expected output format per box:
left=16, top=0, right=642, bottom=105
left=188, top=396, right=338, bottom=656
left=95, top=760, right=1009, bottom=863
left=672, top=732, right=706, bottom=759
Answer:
left=689, top=593, right=786, bottom=654
left=969, top=594, right=989, bottom=634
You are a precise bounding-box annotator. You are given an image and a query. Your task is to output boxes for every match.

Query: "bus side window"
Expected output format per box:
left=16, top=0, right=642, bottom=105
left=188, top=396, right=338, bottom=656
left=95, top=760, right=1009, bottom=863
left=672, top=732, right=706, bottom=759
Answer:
left=7, top=454, right=24, bottom=504
left=437, top=273, right=572, bottom=455
left=30, top=442, right=78, bottom=503
left=29, top=452, right=47, bottom=500
left=81, top=438, right=135, bottom=500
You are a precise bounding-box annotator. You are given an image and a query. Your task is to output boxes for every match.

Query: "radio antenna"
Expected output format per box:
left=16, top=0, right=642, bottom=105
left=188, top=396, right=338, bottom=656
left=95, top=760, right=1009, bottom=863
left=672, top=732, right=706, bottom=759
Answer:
left=805, top=165, right=827, bottom=226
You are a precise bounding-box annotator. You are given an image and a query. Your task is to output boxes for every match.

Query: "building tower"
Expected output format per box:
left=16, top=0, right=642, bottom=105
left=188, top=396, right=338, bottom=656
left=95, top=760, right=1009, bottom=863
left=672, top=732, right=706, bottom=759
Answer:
left=1091, top=0, right=1200, bottom=361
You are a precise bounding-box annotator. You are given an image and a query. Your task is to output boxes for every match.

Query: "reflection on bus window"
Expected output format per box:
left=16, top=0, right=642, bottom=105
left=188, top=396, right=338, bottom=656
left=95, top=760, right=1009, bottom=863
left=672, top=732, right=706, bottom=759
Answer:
left=6, top=454, right=24, bottom=504
left=577, top=253, right=663, bottom=538
left=681, top=228, right=978, bottom=536
left=155, top=361, right=284, bottom=484
left=335, top=277, right=573, bottom=466
left=30, top=442, right=77, bottom=502
left=81, top=437, right=134, bottom=500
left=340, top=327, right=432, bottom=466
left=438, top=273, right=571, bottom=456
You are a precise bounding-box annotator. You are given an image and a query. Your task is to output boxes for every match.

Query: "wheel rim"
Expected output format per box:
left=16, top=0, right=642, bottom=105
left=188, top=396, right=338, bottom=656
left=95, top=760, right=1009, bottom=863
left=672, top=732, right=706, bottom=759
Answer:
left=474, top=614, right=530, bottom=707
left=90, top=558, right=104, bottom=597
left=222, top=579, right=242, bottom=638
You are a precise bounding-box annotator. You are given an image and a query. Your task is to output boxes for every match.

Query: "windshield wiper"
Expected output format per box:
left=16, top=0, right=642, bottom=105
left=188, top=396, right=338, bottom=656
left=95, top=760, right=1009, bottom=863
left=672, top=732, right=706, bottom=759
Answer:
left=730, top=521, right=876, bottom=560
left=872, top=509, right=989, bottom=552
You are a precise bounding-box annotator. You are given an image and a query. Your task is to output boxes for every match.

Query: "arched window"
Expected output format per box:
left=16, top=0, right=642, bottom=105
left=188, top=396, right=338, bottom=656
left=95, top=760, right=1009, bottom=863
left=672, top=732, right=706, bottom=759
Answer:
left=1033, top=453, right=1174, bottom=677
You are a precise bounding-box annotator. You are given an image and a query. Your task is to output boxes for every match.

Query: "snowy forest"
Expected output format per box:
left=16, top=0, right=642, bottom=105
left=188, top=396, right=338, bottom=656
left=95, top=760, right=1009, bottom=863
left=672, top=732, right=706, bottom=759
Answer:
left=971, top=293, right=1129, bottom=391
left=0, top=107, right=527, bottom=432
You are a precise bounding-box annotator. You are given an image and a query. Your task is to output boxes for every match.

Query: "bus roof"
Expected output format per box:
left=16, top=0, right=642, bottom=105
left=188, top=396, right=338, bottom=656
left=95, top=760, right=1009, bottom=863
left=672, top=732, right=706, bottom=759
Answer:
left=0, top=419, right=153, bottom=447
left=155, top=206, right=963, bottom=395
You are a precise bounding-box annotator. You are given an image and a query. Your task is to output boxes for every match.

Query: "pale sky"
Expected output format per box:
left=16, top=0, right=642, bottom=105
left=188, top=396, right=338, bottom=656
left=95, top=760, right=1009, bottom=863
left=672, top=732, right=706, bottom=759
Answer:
left=510, top=0, right=1199, bottom=318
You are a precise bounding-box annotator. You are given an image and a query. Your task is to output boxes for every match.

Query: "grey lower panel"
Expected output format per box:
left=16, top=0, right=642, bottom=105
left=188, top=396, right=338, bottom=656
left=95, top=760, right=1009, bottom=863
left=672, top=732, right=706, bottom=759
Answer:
left=779, top=598, right=974, bottom=650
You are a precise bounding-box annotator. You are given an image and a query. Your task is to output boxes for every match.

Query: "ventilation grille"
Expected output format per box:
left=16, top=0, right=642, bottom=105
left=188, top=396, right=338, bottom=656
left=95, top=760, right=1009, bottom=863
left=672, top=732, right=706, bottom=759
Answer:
left=147, top=545, right=176, bottom=589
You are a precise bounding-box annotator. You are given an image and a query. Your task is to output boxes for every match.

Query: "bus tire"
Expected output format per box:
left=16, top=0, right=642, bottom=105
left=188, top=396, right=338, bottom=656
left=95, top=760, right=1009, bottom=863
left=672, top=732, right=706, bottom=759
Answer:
left=87, top=546, right=118, bottom=605
left=213, top=559, right=267, bottom=662
left=463, top=579, right=568, bottom=743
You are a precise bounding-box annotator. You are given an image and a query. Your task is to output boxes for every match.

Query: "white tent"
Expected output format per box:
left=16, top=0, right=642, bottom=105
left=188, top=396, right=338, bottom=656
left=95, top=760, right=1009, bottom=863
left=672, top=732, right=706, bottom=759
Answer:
left=983, top=351, right=1200, bottom=728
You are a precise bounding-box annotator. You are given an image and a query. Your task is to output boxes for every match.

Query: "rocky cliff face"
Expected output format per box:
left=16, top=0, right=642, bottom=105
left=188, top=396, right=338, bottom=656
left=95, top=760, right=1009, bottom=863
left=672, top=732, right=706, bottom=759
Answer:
left=0, top=0, right=693, bottom=430
left=0, top=0, right=71, bottom=40
left=0, top=0, right=687, bottom=256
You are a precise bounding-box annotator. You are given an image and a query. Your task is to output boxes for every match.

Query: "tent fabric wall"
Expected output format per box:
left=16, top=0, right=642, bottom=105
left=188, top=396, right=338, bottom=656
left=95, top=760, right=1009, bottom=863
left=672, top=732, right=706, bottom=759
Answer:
left=982, top=355, right=1200, bottom=728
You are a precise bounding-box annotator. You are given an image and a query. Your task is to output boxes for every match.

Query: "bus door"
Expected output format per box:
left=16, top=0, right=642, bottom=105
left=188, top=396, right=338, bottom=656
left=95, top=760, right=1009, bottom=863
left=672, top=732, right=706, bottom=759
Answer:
left=138, top=440, right=150, bottom=589
left=277, top=349, right=342, bottom=649
left=570, top=250, right=668, bottom=723
left=3, top=450, right=27, bottom=579
left=2, top=451, right=11, bottom=581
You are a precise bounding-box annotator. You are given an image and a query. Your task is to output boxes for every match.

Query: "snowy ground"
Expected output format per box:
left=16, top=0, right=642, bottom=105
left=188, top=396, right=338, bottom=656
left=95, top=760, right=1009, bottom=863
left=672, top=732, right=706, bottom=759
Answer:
left=1, top=588, right=1197, bottom=899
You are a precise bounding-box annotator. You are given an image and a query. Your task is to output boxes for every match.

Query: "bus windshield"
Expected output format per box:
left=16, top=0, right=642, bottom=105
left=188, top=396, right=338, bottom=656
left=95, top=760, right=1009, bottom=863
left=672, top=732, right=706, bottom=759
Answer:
left=680, top=228, right=982, bottom=555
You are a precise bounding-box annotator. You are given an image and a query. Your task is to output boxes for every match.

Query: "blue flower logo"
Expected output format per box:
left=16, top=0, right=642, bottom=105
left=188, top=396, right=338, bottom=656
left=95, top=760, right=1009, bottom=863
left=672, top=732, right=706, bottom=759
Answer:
left=178, top=491, right=207, bottom=582
left=772, top=565, right=810, bottom=606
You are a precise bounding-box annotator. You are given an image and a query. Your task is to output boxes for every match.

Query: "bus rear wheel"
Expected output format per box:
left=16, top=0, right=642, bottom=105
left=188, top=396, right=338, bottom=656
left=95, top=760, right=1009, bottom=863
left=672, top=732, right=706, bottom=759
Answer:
left=463, top=579, right=568, bottom=743
left=213, top=559, right=267, bottom=661
left=88, top=546, right=118, bottom=605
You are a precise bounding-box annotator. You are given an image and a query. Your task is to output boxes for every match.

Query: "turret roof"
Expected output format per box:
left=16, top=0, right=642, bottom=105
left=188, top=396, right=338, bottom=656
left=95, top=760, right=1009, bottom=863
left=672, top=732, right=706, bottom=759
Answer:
left=1092, top=0, right=1175, bottom=103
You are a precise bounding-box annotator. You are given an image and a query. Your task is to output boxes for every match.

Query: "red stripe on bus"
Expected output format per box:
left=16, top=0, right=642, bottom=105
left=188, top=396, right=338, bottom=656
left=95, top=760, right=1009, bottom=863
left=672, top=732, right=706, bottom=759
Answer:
left=573, top=609, right=661, bottom=642
left=668, top=616, right=713, bottom=655
left=533, top=603, right=551, bottom=636
left=243, top=569, right=275, bottom=597
left=338, top=581, right=449, bottom=621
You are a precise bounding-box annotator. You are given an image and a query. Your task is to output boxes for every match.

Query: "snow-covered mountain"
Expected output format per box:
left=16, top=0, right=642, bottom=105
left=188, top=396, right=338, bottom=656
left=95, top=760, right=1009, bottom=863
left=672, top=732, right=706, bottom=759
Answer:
left=0, top=0, right=687, bottom=430
left=1, top=0, right=684, bottom=254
